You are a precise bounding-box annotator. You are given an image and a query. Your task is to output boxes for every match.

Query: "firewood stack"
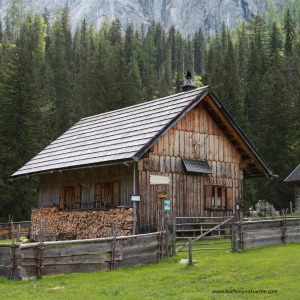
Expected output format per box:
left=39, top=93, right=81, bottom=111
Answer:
left=31, top=207, right=134, bottom=241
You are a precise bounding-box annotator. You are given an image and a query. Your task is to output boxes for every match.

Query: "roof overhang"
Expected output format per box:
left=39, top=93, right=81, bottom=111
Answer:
left=202, top=90, right=275, bottom=178
left=10, top=158, right=137, bottom=180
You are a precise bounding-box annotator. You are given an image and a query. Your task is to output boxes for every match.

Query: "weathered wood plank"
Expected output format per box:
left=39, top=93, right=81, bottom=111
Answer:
left=243, top=232, right=282, bottom=240
left=41, top=252, right=122, bottom=266
left=118, top=235, right=158, bottom=248
left=0, top=256, right=11, bottom=266
left=117, top=252, right=158, bottom=268
left=42, top=262, right=111, bottom=276
left=173, top=130, right=180, bottom=157
left=22, top=243, right=113, bottom=259
left=241, top=237, right=283, bottom=248
left=286, top=234, right=300, bottom=242
left=122, top=244, right=158, bottom=259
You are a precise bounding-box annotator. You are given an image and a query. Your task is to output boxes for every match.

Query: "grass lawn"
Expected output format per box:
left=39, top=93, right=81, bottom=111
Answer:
left=0, top=241, right=299, bottom=300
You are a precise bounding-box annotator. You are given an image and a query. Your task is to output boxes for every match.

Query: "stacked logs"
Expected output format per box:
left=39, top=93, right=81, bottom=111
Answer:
left=31, top=207, right=134, bottom=241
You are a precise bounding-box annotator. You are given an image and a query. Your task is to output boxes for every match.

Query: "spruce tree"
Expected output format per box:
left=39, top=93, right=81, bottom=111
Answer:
left=0, top=14, right=46, bottom=220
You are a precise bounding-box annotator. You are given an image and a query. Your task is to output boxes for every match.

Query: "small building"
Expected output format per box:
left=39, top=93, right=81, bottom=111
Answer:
left=12, top=80, right=274, bottom=240
left=285, top=164, right=300, bottom=212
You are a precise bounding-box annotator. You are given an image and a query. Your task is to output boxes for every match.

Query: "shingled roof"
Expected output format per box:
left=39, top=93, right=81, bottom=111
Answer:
left=12, top=86, right=275, bottom=178
left=285, top=164, right=300, bottom=182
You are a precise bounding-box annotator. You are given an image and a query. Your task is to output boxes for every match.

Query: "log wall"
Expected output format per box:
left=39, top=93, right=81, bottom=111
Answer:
left=137, top=103, right=243, bottom=230
left=233, top=218, right=300, bottom=250
left=31, top=207, right=134, bottom=241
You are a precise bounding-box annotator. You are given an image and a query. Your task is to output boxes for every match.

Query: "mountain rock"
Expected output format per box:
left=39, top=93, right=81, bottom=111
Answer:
left=0, top=0, right=287, bottom=36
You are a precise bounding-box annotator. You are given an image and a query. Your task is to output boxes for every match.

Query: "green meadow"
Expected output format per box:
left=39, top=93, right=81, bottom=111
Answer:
left=0, top=241, right=299, bottom=300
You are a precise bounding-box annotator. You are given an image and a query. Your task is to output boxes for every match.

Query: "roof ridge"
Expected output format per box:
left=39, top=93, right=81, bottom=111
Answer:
left=80, top=86, right=208, bottom=122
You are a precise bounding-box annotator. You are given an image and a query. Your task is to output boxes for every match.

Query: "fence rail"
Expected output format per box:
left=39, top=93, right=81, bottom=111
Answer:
left=232, top=218, right=300, bottom=250
left=0, top=222, right=31, bottom=240
left=0, top=231, right=169, bottom=280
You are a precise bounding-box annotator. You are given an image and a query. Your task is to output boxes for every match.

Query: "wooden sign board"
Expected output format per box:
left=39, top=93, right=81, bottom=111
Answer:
left=150, top=175, right=170, bottom=185
left=131, top=195, right=141, bottom=202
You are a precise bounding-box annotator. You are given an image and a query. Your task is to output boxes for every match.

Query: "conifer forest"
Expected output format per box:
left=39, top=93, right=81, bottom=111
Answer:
left=0, top=1, right=299, bottom=220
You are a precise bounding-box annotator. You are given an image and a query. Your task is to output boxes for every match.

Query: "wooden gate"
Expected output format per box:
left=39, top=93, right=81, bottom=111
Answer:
left=174, top=216, right=234, bottom=252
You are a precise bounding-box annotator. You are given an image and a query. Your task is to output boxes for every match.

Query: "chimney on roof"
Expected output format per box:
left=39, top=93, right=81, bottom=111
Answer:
left=182, top=71, right=196, bottom=92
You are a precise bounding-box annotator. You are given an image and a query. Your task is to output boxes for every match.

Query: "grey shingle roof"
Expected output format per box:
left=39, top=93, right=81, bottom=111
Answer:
left=12, top=87, right=208, bottom=177
left=285, top=164, right=300, bottom=182
left=12, top=86, right=275, bottom=179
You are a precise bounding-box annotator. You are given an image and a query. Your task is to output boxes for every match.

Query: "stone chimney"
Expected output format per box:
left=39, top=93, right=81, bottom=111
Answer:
left=182, top=71, right=196, bottom=92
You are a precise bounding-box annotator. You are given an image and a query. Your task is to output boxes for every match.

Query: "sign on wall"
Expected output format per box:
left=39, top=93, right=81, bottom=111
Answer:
left=150, top=175, right=170, bottom=185
left=164, top=200, right=171, bottom=211
left=131, top=195, right=141, bottom=202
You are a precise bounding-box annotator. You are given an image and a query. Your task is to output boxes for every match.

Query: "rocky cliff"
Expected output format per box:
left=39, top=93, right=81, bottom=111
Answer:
left=0, top=0, right=287, bottom=36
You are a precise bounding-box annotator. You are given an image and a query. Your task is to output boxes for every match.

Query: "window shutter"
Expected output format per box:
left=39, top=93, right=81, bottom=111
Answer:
left=112, top=182, right=120, bottom=207
left=204, top=185, right=212, bottom=209
left=226, top=187, right=234, bottom=211
left=59, top=187, right=65, bottom=209
left=95, top=183, right=102, bottom=208
left=75, top=186, right=81, bottom=209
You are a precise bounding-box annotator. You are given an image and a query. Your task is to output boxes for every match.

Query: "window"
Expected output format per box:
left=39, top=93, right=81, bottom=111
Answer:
left=95, top=182, right=120, bottom=208
left=211, top=186, right=224, bottom=208
left=59, top=186, right=81, bottom=210
left=204, top=185, right=233, bottom=210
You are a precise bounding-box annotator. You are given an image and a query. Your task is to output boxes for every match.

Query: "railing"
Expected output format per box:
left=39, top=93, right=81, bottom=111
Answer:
left=175, top=216, right=234, bottom=253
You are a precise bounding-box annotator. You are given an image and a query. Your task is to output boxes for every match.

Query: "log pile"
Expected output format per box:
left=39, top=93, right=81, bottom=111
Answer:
left=31, top=207, right=134, bottom=241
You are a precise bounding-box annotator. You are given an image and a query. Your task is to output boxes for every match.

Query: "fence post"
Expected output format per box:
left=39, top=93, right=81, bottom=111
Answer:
left=231, top=221, right=236, bottom=252
left=36, top=220, right=45, bottom=279
left=281, top=217, right=287, bottom=245
left=188, top=238, right=193, bottom=266
left=110, top=222, right=117, bottom=270
left=238, top=222, right=244, bottom=250
left=9, top=221, right=16, bottom=280
left=164, top=214, right=170, bottom=258
left=172, top=213, right=176, bottom=256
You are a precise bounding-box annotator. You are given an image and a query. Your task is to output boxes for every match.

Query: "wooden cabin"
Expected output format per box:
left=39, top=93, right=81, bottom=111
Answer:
left=12, top=83, right=274, bottom=239
left=285, top=164, right=300, bottom=212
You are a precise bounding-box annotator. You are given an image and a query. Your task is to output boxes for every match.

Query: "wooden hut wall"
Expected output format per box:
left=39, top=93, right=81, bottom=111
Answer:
left=38, top=164, right=134, bottom=208
left=138, top=103, right=243, bottom=227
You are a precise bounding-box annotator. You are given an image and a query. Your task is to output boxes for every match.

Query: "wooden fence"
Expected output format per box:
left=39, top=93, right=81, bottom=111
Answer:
left=174, top=216, right=234, bottom=253
left=232, top=218, right=300, bottom=250
left=0, top=221, right=31, bottom=240
left=0, top=231, right=169, bottom=280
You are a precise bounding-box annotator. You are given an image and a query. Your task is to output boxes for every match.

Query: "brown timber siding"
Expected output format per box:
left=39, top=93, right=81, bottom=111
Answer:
left=138, top=103, right=243, bottom=230
left=38, top=164, right=134, bottom=208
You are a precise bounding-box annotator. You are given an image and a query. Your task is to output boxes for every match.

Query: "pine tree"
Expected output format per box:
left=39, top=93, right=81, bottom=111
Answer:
left=283, top=9, right=296, bottom=55
left=223, top=40, right=245, bottom=126
left=139, top=24, right=158, bottom=100
left=0, top=14, right=46, bottom=220
left=5, top=0, right=25, bottom=41
left=193, top=28, right=205, bottom=75
left=47, top=9, right=74, bottom=136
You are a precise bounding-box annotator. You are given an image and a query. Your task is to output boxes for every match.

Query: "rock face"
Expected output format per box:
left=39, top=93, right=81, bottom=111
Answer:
left=0, top=0, right=287, bottom=36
